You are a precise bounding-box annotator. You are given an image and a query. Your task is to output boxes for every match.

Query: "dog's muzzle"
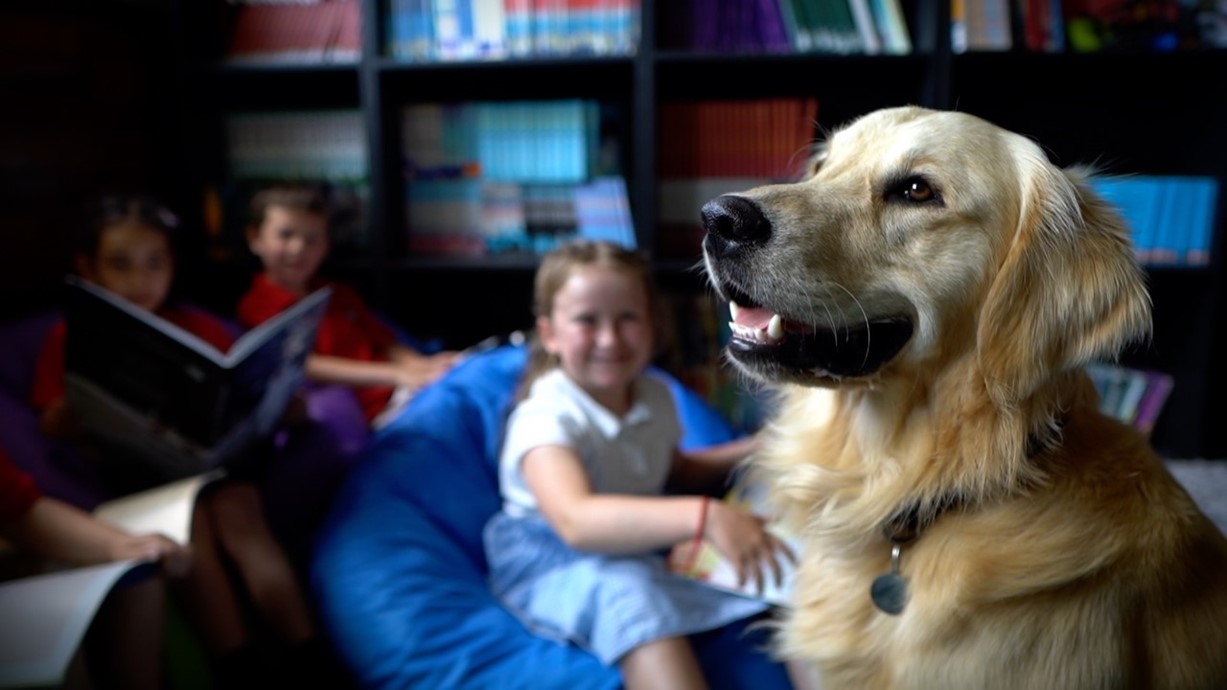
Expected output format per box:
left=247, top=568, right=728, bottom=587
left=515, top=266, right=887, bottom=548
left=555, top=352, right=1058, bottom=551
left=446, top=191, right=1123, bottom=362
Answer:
left=699, top=194, right=914, bottom=384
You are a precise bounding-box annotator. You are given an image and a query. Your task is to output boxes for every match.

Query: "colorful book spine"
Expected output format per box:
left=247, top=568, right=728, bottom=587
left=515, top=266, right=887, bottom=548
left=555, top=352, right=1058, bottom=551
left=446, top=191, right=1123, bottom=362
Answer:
left=1184, top=177, right=1219, bottom=267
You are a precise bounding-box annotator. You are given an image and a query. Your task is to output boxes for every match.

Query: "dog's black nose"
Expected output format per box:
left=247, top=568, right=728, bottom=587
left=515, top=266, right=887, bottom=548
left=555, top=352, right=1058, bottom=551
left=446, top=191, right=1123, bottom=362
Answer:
left=701, top=195, right=772, bottom=252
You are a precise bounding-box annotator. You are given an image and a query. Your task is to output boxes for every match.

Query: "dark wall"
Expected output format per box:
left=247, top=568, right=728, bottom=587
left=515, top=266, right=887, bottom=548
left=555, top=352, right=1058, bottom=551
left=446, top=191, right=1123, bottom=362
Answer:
left=0, top=1, right=178, bottom=319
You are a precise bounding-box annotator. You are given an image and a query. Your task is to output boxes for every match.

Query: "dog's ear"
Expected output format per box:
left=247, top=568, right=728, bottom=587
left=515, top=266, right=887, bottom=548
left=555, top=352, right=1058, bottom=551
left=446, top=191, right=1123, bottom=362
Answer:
left=977, top=160, right=1152, bottom=408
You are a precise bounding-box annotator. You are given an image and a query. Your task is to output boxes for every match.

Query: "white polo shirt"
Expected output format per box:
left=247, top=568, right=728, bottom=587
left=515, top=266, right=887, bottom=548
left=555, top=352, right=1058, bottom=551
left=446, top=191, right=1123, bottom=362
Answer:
left=498, top=368, right=682, bottom=518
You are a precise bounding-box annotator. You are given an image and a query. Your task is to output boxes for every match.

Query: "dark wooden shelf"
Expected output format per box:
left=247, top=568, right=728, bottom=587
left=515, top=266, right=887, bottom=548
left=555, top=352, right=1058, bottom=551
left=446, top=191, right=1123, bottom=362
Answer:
left=172, top=0, right=1227, bottom=456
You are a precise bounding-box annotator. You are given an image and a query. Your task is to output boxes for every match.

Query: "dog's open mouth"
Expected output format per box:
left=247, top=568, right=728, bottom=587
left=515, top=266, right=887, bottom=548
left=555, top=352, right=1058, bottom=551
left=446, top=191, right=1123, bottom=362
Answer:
left=724, top=297, right=914, bottom=381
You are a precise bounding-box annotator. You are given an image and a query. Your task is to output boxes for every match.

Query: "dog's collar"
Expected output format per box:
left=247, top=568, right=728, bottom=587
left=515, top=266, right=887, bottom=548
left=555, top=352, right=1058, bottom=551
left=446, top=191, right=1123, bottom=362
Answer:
left=871, top=414, right=1069, bottom=614
left=881, top=494, right=964, bottom=544
left=881, top=413, right=1067, bottom=541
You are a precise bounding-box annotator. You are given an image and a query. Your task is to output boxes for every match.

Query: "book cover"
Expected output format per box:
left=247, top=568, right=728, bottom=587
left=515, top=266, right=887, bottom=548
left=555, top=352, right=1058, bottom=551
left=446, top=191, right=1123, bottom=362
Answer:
left=0, top=472, right=220, bottom=689
left=667, top=473, right=800, bottom=606
left=63, top=277, right=331, bottom=481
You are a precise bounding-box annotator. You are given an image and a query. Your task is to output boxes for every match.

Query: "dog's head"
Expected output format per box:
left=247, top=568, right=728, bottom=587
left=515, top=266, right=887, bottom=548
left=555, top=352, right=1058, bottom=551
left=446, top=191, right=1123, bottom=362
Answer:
left=701, top=106, right=1151, bottom=409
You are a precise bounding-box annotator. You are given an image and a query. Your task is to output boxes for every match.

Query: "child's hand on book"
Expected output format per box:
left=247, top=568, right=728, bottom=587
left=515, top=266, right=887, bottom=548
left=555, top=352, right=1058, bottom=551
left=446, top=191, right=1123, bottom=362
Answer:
left=704, top=501, right=796, bottom=596
left=109, top=533, right=192, bottom=578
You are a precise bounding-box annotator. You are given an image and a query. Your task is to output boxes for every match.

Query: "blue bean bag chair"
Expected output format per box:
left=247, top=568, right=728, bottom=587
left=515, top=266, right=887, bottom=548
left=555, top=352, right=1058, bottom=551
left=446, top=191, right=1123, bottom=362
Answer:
left=310, top=345, right=794, bottom=690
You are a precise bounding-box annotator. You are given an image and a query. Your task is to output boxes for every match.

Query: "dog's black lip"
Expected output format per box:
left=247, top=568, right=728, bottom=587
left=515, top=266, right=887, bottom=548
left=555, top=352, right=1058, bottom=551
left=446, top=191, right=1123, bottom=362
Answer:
left=728, top=316, right=914, bottom=379
left=707, top=265, right=914, bottom=379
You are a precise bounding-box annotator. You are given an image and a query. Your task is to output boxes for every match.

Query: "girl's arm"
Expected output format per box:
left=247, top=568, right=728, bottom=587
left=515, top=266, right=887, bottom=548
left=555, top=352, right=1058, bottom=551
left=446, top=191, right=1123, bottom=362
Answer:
left=523, top=444, right=790, bottom=591
left=668, top=435, right=760, bottom=496
left=2, top=497, right=191, bottom=577
left=523, top=444, right=701, bottom=553
left=387, top=343, right=462, bottom=386
left=306, top=347, right=461, bottom=389
left=305, top=353, right=407, bottom=388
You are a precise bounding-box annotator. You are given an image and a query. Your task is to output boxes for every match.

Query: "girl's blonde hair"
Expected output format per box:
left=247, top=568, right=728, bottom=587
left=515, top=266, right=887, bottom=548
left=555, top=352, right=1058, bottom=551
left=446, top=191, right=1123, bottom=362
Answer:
left=516, top=240, right=665, bottom=401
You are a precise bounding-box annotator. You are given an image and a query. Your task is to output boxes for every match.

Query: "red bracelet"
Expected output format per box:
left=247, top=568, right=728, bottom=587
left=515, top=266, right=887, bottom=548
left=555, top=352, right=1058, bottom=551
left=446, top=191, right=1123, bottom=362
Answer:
left=681, top=495, right=709, bottom=573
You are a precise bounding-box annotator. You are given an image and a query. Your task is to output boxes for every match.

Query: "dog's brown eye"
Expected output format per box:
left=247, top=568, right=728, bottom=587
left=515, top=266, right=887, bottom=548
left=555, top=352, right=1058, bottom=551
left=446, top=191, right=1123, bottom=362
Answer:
left=904, top=179, right=933, bottom=202
left=886, top=176, right=939, bottom=205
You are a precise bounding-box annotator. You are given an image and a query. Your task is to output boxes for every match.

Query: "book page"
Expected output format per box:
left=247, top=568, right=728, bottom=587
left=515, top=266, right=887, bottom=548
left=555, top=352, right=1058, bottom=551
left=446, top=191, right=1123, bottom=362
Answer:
left=0, top=472, right=221, bottom=688
left=668, top=478, right=802, bottom=606
left=93, top=470, right=224, bottom=545
left=0, top=560, right=155, bottom=689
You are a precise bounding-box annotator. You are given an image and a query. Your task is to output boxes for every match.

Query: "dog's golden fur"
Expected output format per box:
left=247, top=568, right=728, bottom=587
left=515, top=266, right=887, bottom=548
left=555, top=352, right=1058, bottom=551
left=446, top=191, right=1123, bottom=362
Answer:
left=702, top=106, right=1227, bottom=689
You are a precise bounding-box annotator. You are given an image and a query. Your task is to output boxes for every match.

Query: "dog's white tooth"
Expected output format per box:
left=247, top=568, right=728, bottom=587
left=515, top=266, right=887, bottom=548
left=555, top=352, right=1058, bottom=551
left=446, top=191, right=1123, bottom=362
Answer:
left=729, top=301, right=741, bottom=321
left=767, top=313, right=784, bottom=340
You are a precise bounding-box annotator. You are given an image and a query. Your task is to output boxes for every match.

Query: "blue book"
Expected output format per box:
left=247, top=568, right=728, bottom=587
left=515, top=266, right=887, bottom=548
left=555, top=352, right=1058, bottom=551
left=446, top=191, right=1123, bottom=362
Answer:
left=575, top=176, right=635, bottom=248
left=1093, top=176, right=1159, bottom=266
left=1185, top=177, right=1219, bottom=267
left=1149, top=177, right=1180, bottom=267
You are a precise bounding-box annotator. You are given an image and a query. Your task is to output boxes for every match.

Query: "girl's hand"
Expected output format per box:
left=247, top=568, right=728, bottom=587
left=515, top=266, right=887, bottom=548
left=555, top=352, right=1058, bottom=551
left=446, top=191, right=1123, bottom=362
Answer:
left=702, top=500, right=796, bottom=596
left=109, top=533, right=193, bottom=579
left=393, top=351, right=462, bottom=390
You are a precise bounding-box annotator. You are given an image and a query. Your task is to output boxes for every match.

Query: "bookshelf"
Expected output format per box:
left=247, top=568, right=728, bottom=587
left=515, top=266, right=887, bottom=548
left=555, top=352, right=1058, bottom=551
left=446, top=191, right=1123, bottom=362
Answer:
left=170, top=0, right=1226, bottom=459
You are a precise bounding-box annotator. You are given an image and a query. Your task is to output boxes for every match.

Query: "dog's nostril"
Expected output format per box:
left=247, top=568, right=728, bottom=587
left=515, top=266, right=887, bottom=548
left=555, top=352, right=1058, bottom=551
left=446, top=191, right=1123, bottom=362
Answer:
left=700, top=195, right=772, bottom=246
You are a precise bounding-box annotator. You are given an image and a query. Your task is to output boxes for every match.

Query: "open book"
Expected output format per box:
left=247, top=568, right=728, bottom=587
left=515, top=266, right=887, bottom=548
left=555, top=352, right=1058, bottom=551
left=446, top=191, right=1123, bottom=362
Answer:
left=0, top=472, right=221, bottom=689
left=668, top=474, right=801, bottom=606
left=63, top=277, right=331, bottom=480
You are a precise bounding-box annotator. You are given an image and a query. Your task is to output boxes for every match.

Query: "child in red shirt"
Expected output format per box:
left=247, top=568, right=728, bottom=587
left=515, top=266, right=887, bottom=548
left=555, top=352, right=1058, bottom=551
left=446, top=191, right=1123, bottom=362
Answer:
left=1, top=443, right=190, bottom=689
left=237, top=183, right=460, bottom=426
left=30, top=195, right=336, bottom=687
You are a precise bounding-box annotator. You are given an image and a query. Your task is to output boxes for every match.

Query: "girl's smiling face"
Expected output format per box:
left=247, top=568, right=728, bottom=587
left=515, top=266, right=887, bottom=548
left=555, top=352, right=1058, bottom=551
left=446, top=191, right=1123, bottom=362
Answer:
left=538, top=264, right=655, bottom=414
left=78, top=220, right=174, bottom=312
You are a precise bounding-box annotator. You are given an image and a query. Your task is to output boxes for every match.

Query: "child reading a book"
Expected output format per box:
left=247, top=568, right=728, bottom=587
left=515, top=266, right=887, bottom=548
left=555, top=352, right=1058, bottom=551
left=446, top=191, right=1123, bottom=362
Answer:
left=481, top=240, right=795, bottom=690
left=0, top=445, right=191, bottom=690
left=236, top=183, right=461, bottom=428
left=28, top=195, right=338, bottom=688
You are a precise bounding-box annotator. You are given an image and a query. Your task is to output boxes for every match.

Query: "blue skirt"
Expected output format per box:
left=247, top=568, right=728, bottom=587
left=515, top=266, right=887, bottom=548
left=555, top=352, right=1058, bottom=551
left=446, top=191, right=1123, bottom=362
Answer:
left=483, top=511, right=774, bottom=666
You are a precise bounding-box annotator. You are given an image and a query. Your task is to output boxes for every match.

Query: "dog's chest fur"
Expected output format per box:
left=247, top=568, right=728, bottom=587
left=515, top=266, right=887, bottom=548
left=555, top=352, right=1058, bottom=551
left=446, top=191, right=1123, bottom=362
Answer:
left=756, top=384, right=1227, bottom=690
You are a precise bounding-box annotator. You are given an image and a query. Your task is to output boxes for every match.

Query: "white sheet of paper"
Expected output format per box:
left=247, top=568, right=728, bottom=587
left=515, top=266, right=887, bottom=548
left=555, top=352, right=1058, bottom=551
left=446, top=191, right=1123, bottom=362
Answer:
left=93, top=470, right=223, bottom=545
left=0, top=560, right=152, bottom=688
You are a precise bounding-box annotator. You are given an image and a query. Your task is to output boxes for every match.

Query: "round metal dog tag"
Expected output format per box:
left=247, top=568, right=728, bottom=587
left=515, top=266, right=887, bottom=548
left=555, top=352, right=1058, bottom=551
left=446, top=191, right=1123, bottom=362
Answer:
left=871, top=542, right=908, bottom=615
left=871, top=572, right=908, bottom=615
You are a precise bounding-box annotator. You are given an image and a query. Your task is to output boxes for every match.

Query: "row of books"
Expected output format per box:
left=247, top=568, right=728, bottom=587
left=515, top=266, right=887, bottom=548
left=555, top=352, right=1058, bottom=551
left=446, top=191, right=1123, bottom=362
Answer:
left=1091, top=175, right=1219, bottom=268
left=954, top=0, right=1227, bottom=53
left=1085, top=362, right=1173, bottom=435
left=226, top=109, right=368, bottom=182
left=226, top=0, right=361, bottom=65
left=659, top=98, right=820, bottom=180
left=660, top=0, right=911, bottom=54
left=656, top=97, right=820, bottom=258
left=405, top=175, right=635, bottom=256
left=402, top=100, right=603, bottom=184
left=387, top=0, right=641, bottom=61
left=399, top=99, right=626, bottom=256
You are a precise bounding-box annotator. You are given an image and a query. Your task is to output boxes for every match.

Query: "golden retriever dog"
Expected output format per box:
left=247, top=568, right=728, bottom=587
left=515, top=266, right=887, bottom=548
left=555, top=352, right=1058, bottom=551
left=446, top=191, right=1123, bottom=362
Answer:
left=699, top=106, right=1227, bottom=689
